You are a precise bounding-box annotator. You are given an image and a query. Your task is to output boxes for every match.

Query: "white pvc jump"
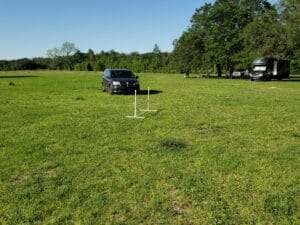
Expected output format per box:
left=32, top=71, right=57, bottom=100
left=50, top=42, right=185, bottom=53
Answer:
left=141, top=87, right=157, bottom=112
left=126, top=87, right=157, bottom=119
left=126, top=90, right=145, bottom=119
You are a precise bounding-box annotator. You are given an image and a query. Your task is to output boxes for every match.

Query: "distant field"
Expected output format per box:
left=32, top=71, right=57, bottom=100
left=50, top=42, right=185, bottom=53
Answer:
left=0, top=71, right=299, bottom=224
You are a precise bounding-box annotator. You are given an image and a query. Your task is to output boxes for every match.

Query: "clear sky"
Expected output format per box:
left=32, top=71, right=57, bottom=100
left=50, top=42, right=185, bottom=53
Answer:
left=0, top=0, right=277, bottom=60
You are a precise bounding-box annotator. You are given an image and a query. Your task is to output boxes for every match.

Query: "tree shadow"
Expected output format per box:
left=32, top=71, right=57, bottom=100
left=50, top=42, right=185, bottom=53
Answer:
left=138, top=90, right=163, bottom=95
left=0, top=75, right=39, bottom=79
left=185, top=75, right=229, bottom=79
left=273, top=78, right=300, bottom=82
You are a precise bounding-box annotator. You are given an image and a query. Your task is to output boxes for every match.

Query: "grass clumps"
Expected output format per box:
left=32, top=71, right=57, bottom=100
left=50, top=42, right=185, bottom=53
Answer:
left=264, top=193, right=297, bottom=217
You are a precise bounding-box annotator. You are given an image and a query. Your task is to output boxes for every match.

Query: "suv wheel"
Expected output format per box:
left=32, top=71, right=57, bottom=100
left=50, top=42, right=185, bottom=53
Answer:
left=109, top=85, right=114, bottom=95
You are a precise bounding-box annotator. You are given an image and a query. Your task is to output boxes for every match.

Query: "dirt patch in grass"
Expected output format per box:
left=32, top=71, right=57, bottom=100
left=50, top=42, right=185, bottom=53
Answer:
left=199, top=124, right=213, bottom=134
left=168, top=188, right=193, bottom=215
left=171, top=200, right=191, bottom=215
left=12, top=169, right=57, bottom=185
left=113, top=213, right=125, bottom=223
left=198, top=123, right=224, bottom=134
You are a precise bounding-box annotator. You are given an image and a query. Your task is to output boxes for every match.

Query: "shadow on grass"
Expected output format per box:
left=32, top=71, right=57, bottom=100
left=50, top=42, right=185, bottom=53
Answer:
left=138, top=90, right=163, bottom=95
left=108, top=90, right=163, bottom=96
left=0, top=75, right=39, bottom=78
left=275, top=76, right=300, bottom=82
left=186, top=75, right=300, bottom=82
left=184, top=75, right=238, bottom=79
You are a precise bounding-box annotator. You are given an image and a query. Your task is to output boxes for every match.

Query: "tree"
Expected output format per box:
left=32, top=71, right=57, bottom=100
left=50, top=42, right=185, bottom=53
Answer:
left=242, top=8, right=288, bottom=59
left=279, top=0, right=300, bottom=58
left=47, top=48, right=61, bottom=58
left=197, top=0, right=272, bottom=75
left=87, top=49, right=95, bottom=62
left=47, top=42, right=78, bottom=70
left=47, top=47, right=64, bottom=70
left=151, top=44, right=163, bottom=72
left=152, top=44, right=161, bottom=54
left=278, top=0, right=300, bottom=74
left=172, top=0, right=276, bottom=75
left=172, top=28, right=205, bottom=74
left=71, top=50, right=85, bottom=64
left=61, top=42, right=77, bottom=57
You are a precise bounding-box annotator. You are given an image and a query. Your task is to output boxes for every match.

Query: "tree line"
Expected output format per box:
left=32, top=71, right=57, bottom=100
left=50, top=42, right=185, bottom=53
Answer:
left=0, top=0, right=299, bottom=75
left=0, top=44, right=175, bottom=73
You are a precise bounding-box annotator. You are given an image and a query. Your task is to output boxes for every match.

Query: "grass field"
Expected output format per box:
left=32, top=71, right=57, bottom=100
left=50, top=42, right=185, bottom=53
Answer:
left=0, top=71, right=299, bottom=224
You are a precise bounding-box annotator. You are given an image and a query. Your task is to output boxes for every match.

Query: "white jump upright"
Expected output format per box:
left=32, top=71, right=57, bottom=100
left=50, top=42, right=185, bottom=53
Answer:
left=141, top=87, right=157, bottom=112
left=126, top=90, right=144, bottom=119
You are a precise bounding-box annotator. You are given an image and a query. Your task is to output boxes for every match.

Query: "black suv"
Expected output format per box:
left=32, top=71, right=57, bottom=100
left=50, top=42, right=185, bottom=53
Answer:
left=102, top=69, right=140, bottom=94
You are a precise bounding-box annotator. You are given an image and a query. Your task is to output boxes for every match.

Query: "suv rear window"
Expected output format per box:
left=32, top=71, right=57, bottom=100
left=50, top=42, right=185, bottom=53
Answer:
left=111, top=70, right=134, bottom=78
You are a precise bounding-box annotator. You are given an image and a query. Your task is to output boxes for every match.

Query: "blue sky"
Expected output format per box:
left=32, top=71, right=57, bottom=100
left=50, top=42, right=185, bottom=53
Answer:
left=0, top=0, right=277, bottom=59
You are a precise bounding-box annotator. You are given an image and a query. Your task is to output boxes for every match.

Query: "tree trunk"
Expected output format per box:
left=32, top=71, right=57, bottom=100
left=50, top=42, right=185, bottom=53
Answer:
left=216, top=64, right=222, bottom=77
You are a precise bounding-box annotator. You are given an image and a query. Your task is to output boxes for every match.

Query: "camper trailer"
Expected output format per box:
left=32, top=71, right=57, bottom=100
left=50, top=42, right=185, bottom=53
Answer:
left=250, top=58, right=290, bottom=81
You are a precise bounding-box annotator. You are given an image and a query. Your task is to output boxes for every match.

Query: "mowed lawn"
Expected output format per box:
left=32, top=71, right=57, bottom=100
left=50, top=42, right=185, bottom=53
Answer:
left=0, top=71, right=299, bottom=224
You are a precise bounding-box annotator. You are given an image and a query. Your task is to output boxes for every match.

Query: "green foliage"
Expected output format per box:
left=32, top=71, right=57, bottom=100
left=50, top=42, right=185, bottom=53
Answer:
left=87, top=48, right=95, bottom=62
left=173, top=0, right=299, bottom=74
left=47, top=42, right=78, bottom=70
left=242, top=8, right=287, bottom=58
left=74, top=62, right=93, bottom=71
left=290, top=59, right=300, bottom=74
left=60, top=41, right=78, bottom=57
left=0, top=58, right=44, bottom=70
left=0, top=71, right=299, bottom=224
left=279, top=0, right=300, bottom=58
left=152, top=44, right=161, bottom=54
left=172, top=29, right=205, bottom=73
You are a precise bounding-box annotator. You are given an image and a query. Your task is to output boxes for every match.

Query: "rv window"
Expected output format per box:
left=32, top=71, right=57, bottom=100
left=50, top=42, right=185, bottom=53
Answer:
left=253, top=66, right=267, bottom=71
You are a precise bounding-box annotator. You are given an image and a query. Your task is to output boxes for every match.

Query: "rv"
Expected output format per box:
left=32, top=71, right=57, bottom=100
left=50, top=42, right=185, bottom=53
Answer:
left=250, top=58, right=290, bottom=81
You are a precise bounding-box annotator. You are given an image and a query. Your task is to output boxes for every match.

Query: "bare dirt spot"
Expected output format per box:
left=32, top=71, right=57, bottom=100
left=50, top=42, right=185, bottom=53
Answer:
left=12, top=169, right=57, bottom=185
left=199, top=124, right=212, bottom=134
left=113, top=214, right=125, bottom=223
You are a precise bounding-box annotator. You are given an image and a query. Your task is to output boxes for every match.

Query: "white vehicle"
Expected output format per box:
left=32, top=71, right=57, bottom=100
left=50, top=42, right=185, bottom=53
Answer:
left=250, top=58, right=290, bottom=81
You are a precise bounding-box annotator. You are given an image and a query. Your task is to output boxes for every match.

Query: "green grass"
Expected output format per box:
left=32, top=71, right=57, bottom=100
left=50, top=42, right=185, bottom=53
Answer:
left=0, top=71, right=299, bottom=224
